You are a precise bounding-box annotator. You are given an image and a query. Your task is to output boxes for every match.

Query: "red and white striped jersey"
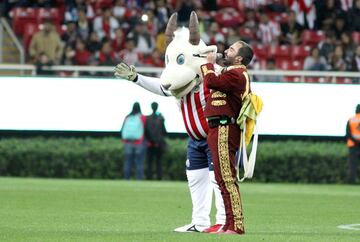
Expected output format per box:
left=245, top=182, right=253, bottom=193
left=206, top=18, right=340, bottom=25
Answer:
left=136, top=74, right=212, bottom=140
left=180, top=82, right=210, bottom=140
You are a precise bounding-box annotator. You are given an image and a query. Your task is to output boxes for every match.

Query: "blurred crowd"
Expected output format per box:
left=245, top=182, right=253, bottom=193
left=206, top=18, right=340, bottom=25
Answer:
left=1, top=0, right=360, bottom=78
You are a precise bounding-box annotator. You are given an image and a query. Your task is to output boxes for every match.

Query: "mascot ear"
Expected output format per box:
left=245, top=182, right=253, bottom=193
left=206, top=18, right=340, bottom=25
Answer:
left=198, top=45, right=218, bottom=55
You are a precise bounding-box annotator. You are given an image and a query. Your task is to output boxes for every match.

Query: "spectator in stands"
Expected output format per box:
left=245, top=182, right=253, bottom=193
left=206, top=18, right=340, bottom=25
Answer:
left=65, top=0, right=94, bottom=22
left=86, top=31, right=101, bottom=53
left=201, top=21, right=225, bottom=45
left=315, top=0, right=342, bottom=31
left=279, top=10, right=303, bottom=45
left=257, top=12, right=280, bottom=45
left=227, top=27, right=242, bottom=45
left=29, top=19, right=63, bottom=64
left=74, top=38, right=91, bottom=66
left=17, top=0, right=55, bottom=7
left=129, top=20, right=155, bottom=54
left=112, top=0, right=126, bottom=23
left=256, top=58, right=284, bottom=82
left=333, top=14, right=348, bottom=39
left=303, top=47, right=328, bottom=71
left=348, top=0, right=360, bottom=31
left=318, top=31, right=336, bottom=61
left=329, top=44, right=347, bottom=71
left=35, top=52, right=54, bottom=76
left=93, top=7, right=119, bottom=39
left=77, top=7, right=93, bottom=40
left=155, top=26, right=167, bottom=55
left=118, top=37, right=143, bottom=66
left=61, top=45, right=75, bottom=65
left=62, top=21, right=79, bottom=48
left=243, top=9, right=257, bottom=30
left=97, top=38, right=117, bottom=67
left=350, top=45, right=360, bottom=82
left=112, top=28, right=126, bottom=53
left=145, top=102, right=167, bottom=180
left=176, top=0, right=195, bottom=25
left=266, top=0, right=286, bottom=12
left=154, top=0, right=170, bottom=29
left=340, top=32, right=357, bottom=70
left=143, top=48, right=164, bottom=67
left=351, top=45, right=360, bottom=83
left=121, top=102, right=147, bottom=180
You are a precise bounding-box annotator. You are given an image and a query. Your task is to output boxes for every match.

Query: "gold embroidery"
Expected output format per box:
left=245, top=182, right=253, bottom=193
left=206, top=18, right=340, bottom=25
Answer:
left=218, top=126, right=244, bottom=231
left=211, top=100, right=226, bottom=106
left=241, top=71, right=250, bottom=100
left=211, top=91, right=227, bottom=98
left=226, top=64, right=247, bottom=71
left=201, top=65, right=215, bottom=76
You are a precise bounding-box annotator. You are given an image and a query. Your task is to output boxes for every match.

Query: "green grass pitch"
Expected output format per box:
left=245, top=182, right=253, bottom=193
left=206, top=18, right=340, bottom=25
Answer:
left=0, top=178, right=359, bottom=242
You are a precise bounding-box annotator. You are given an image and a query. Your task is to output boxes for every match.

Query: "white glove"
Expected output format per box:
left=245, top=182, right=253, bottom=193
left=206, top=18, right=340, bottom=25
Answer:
left=114, top=62, right=137, bottom=82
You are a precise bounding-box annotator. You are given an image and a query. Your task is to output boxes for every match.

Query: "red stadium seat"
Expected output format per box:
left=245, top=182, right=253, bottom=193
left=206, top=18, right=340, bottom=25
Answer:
left=23, top=23, right=39, bottom=52
left=10, top=7, right=37, bottom=36
left=301, top=30, right=325, bottom=46
left=94, top=0, right=113, bottom=10
left=215, top=8, right=244, bottom=27
left=268, top=44, right=291, bottom=59
left=352, top=32, right=360, bottom=44
left=37, top=8, right=62, bottom=25
left=239, top=28, right=255, bottom=40
left=217, top=0, right=240, bottom=9
left=291, top=45, right=311, bottom=61
left=252, top=44, right=269, bottom=60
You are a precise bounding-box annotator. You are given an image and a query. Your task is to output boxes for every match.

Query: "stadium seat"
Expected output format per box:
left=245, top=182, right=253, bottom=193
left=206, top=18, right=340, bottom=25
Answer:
left=352, top=32, right=360, bottom=44
left=252, top=44, right=269, bottom=60
left=23, top=23, right=39, bottom=52
left=94, top=0, right=113, bottom=10
left=239, top=28, right=255, bottom=40
left=301, top=30, right=325, bottom=46
left=37, top=8, right=62, bottom=25
left=291, top=45, right=311, bottom=61
left=333, top=77, right=353, bottom=84
left=215, top=8, right=244, bottom=27
left=267, top=12, right=288, bottom=24
left=268, top=44, right=291, bottom=59
left=10, top=7, right=37, bottom=36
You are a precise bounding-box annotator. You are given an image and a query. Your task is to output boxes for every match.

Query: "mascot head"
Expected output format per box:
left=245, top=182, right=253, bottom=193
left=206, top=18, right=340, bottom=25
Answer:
left=160, top=11, right=217, bottom=98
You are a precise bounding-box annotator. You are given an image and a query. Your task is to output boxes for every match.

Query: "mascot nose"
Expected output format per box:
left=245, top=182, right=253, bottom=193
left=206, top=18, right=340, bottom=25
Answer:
left=162, top=84, right=171, bottom=90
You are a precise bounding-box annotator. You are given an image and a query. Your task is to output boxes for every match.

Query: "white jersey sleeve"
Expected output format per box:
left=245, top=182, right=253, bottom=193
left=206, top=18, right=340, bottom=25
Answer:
left=135, top=74, right=172, bottom=97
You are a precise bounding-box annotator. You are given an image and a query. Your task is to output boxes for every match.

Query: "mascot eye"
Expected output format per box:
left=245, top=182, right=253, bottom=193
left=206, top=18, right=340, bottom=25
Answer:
left=166, top=55, right=169, bottom=65
left=176, top=54, right=185, bottom=65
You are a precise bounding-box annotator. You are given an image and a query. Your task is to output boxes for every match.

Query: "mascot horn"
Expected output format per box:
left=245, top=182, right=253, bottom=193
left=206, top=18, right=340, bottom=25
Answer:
left=160, top=12, right=217, bottom=98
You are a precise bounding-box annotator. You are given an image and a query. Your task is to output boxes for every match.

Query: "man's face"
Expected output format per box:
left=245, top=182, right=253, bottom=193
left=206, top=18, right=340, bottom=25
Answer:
left=223, top=42, right=242, bottom=66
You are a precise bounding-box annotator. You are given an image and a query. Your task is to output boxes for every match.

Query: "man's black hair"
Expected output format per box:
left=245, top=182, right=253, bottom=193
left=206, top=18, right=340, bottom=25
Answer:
left=237, top=41, right=253, bottom=66
left=356, top=104, right=360, bottom=114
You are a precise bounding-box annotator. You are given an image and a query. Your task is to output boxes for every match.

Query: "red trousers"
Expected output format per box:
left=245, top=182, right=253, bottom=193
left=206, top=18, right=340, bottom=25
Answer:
left=207, top=123, right=245, bottom=233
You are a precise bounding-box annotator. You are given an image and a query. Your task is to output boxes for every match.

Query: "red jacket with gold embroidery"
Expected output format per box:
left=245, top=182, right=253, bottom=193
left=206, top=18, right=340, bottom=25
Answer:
left=200, top=63, right=251, bottom=119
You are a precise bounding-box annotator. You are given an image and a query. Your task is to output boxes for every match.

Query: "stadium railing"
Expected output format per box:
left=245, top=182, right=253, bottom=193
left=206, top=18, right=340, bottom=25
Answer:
left=0, top=64, right=359, bottom=84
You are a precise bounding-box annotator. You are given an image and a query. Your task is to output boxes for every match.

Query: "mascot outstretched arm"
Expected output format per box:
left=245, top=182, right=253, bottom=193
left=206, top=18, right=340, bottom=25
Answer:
left=115, top=12, right=225, bottom=233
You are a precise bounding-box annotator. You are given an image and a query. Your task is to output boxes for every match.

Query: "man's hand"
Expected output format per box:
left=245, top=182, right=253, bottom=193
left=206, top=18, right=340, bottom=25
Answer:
left=114, top=62, right=137, bottom=82
left=206, top=52, right=216, bottom=64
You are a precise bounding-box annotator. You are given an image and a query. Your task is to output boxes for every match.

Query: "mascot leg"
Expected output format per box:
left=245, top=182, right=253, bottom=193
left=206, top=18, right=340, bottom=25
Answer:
left=174, top=165, right=211, bottom=232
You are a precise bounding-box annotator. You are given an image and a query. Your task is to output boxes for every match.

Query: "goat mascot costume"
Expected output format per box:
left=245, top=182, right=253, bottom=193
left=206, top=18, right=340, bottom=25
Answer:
left=115, top=12, right=225, bottom=233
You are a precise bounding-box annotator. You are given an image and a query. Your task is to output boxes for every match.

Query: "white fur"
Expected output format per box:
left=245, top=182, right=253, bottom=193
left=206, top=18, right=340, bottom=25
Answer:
left=160, top=27, right=217, bottom=98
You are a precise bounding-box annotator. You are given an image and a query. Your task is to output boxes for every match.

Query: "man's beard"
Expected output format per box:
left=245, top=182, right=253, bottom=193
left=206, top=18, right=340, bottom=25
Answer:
left=222, top=56, right=235, bottom=66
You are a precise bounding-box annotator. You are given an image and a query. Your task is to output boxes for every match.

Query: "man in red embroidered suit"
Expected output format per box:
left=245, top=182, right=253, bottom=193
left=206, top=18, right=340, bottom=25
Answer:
left=200, top=40, right=253, bottom=235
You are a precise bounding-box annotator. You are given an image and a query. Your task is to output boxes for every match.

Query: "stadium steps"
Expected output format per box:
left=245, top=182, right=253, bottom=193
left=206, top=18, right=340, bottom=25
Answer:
left=0, top=22, right=22, bottom=75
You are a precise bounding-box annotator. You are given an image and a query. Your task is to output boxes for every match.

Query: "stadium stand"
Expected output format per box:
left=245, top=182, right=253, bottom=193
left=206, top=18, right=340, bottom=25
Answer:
left=0, top=0, right=359, bottom=83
